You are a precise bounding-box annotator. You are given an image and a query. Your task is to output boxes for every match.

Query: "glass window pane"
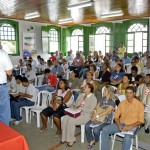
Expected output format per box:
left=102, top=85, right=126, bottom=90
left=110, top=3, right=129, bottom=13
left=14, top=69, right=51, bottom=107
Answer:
left=79, top=42, right=83, bottom=47
left=135, top=32, right=142, bottom=53
left=128, top=41, right=133, bottom=46
left=143, top=33, right=147, bottom=39
left=127, top=47, right=133, bottom=53
left=106, top=41, right=110, bottom=46
left=143, top=47, right=147, bottom=53
left=128, top=34, right=134, bottom=40
left=79, top=36, right=83, bottom=41
left=50, top=41, right=58, bottom=53
left=143, top=40, right=147, bottom=46
left=106, top=35, right=110, bottom=40
left=106, top=47, right=109, bottom=53
left=42, top=38, right=48, bottom=52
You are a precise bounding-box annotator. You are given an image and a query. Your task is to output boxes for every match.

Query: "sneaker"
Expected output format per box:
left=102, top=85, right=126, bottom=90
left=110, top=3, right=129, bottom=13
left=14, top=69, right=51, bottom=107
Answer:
left=10, top=118, right=15, bottom=121
left=13, top=119, right=23, bottom=125
left=145, top=128, right=149, bottom=134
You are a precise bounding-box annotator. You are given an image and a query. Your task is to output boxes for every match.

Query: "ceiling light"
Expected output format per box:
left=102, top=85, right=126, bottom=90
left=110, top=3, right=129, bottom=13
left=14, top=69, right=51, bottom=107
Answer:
left=58, top=18, right=73, bottom=24
left=67, top=0, right=93, bottom=10
left=24, top=12, right=40, bottom=20
left=101, top=10, right=124, bottom=18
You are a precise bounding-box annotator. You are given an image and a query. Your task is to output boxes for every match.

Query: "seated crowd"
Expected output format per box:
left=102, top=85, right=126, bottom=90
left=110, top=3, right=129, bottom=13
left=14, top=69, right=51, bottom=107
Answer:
left=8, top=48, right=150, bottom=150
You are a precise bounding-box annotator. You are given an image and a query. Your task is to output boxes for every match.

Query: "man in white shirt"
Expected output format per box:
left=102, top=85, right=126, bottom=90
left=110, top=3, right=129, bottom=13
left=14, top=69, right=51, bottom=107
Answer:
left=11, top=77, right=38, bottom=125
left=0, top=48, right=13, bottom=125
left=142, top=60, right=150, bottom=76
left=25, top=64, right=36, bottom=83
left=66, top=51, right=73, bottom=63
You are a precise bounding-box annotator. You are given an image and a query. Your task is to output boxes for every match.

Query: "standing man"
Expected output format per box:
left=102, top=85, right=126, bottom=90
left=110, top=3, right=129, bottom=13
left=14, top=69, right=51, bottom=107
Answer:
left=0, top=46, right=13, bottom=125
left=101, top=86, right=144, bottom=150
left=118, top=42, right=126, bottom=58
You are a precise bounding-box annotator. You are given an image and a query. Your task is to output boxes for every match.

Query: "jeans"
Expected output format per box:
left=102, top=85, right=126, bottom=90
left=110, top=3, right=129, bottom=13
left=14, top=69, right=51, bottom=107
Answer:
left=0, top=84, right=10, bottom=125
left=85, top=120, right=109, bottom=143
left=11, top=99, right=34, bottom=121
left=101, top=123, right=134, bottom=150
left=73, top=91, right=79, bottom=102
left=36, top=85, right=55, bottom=92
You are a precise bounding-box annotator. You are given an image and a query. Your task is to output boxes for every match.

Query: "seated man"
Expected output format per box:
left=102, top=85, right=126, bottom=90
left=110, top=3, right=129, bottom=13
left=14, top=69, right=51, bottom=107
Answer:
left=11, top=77, right=38, bottom=125
left=136, top=74, right=150, bottom=133
left=101, top=86, right=144, bottom=150
left=51, top=60, right=64, bottom=79
left=36, top=68, right=57, bottom=92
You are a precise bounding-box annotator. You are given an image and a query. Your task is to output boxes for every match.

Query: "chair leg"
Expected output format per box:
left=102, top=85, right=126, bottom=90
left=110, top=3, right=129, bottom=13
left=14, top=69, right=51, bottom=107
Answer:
left=25, top=109, right=29, bottom=123
left=111, top=134, right=116, bottom=150
left=20, top=108, right=22, bottom=116
left=29, top=110, right=32, bottom=124
left=81, top=125, right=85, bottom=143
left=130, top=138, right=133, bottom=150
left=135, top=135, right=138, bottom=149
left=99, top=131, right=102, bottom=150
left=51, top=117, right=54, bottom=128
left=37, top=112, right=40, bottom=128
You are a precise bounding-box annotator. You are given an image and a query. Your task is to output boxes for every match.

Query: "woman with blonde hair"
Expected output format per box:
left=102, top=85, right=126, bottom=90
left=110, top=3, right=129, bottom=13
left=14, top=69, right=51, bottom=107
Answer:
left=85, top=85, right=116, bottom=149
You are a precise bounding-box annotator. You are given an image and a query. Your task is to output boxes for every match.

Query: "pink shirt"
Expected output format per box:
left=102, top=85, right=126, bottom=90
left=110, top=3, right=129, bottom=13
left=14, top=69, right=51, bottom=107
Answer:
left=72, top=57, right=84, bottom=67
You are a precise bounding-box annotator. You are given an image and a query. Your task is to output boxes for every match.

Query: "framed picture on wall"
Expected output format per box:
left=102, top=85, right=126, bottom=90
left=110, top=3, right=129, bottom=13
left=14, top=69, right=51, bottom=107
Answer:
left=23, top=33, right=36, bottom=53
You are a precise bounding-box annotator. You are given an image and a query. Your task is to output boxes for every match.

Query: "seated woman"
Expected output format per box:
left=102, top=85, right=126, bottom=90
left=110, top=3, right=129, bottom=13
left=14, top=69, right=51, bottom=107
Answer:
left=68, top=70, right=81, bottom=101
left=40, top=79, right=72, bottom=137
left=61, top=83, right=97, bottom=147
left=95, top=62, right=111, bottom=99
left=116, top=74, right=132, bottom=94
left=89, top=64, right=99, bottom=80
left=110, top=63, right=125, bottom=87
left=85, top=86, right=116, bottom=149
left=80, top=71, right=96, bottom=94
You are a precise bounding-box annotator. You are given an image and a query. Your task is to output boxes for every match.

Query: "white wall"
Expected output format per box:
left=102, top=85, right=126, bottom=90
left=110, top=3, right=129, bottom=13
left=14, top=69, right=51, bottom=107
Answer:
left=0, top=18, right=51, bottom=65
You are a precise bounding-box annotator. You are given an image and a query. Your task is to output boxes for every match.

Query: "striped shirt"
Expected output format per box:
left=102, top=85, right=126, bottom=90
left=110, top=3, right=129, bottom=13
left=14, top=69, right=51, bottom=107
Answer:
left=114, top=98, right=144, bottom=125
left=136, top=83, right=150, bottom=106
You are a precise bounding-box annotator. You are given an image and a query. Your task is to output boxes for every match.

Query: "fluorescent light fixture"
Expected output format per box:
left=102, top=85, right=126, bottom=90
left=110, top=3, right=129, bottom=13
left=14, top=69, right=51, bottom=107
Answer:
left=24, top=12, right=40, bottom=20
left=58, top=18, right=73, bottom=24
left=67, top=0, right=93, bottom=10
left=101, top=10, right=124, bottom=18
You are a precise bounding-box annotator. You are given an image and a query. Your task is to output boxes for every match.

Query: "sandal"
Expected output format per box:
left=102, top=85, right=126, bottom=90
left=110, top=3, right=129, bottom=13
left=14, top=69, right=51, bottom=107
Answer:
left=87, top=142, right=95, bottom=149
left=39, top=127, right=48, bottom=133
left=59, top=141, right=66, bottom=144
left=66, top=141, right=76, bottom=147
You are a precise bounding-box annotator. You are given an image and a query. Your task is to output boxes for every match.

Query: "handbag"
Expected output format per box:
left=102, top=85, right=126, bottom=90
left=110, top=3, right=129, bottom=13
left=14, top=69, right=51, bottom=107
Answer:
left=64, top=108, right=81, bottom=118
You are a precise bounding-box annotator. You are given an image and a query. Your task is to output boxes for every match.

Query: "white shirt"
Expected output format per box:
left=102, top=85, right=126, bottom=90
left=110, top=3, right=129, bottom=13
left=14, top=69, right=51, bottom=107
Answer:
left=26, top=84, right=38, bottom=102
left=0, top=49, right=13, bottom=84
left=8, top=76, right=16, bottom=91
left=143, top=67, right=150, bottom=76
left=25, top=70, right=36, bottom=81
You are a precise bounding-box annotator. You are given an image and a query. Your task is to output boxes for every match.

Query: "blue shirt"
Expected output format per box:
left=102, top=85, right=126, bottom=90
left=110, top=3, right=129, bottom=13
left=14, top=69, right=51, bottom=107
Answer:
left=52, top=65, right=64, bottom=75
left=111, top=71, right=125, bottom=81
left=121, top=57, right=131, bottom=64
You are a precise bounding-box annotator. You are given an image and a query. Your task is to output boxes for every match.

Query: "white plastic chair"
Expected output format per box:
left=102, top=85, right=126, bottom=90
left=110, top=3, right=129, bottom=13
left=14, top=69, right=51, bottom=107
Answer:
left=20, top=89, right=39, bottom=123
left=34, top=75, right=44, bottom=87
left=20, top=66, right=27, bottom=75
left=29, top=90, right=53, bottom=128
left=111, top=127, right=140, bottom=150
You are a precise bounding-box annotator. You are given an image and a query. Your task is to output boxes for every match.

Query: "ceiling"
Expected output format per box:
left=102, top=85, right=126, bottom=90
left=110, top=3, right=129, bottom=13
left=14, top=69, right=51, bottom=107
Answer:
left=0, top=0, right=149, bottom=26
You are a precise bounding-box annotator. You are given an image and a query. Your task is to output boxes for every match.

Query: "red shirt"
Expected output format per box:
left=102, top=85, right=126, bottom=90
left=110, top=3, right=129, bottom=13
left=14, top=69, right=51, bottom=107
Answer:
left=47, top=74, right=58, bottom=89
left=50, top=56, right=56, bottom=63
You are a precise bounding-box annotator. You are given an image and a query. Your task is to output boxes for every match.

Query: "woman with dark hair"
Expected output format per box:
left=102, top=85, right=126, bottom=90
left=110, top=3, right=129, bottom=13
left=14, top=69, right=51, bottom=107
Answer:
left=116, top=74, right=132, bottom=94
left=61, top=83, right=97, bottom=147
left=47, top=59, right=53, bottom=70
left=110, top=63, right=125, bottom=86
left=40, top=79, right=73, bottom=137
left=68, top=70, right=81, bottom=101
left=90, top=64, right=98, bottom=80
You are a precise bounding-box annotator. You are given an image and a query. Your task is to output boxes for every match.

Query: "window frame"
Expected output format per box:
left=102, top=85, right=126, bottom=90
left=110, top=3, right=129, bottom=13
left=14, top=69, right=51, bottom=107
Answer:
left=0, top=20, right=19, bottom=56
left=127, top=23, right=148, bottom=53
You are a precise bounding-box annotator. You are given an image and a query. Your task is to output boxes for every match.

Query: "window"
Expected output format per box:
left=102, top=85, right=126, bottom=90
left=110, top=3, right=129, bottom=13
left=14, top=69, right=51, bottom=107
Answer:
left=42, top=28, right=58, bottom=53
left=71, top=29, right=83, bottom=55
left=127, top=23, right=147, bottom=53
left=0, top=23, right=17, bottom=54
left=91, top=26, right=112, bottom=55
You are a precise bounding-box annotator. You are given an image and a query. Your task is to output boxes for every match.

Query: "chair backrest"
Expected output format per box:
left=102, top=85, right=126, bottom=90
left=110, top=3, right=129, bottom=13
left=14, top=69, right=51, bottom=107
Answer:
left=36, top=91, right=51, bottom=107
left=35, top=75, right=44, bottom=87
left=20, top=66, right=27, bottom=75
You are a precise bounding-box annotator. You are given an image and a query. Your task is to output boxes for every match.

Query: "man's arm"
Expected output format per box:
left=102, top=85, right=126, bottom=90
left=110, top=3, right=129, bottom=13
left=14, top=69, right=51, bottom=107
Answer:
left=5, top=69, right=12, bottom=76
